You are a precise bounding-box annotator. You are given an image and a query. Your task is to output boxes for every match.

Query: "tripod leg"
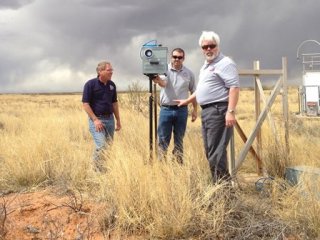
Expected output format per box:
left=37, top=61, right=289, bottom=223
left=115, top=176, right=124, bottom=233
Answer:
left=149, top=78, right=153, bottom=162
left=153, top=83, right=158, bottom=158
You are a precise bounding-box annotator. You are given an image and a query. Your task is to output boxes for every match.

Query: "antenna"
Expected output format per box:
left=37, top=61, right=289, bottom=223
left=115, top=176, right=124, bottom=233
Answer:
left=143, top=40, right=158, bottom=47
left=296, top=39, right=320, bottom=60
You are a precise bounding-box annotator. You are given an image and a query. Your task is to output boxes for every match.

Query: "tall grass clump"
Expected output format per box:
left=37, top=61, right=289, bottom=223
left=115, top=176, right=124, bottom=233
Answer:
left=262, top=138, right=288, bottom=178
left=270, top=176, right=320, bottom=239
left=105, top=159, right=234, bottom=239
left=289, top=115, right=320, bottom=167
left=0, top=95, right=92, bottom=190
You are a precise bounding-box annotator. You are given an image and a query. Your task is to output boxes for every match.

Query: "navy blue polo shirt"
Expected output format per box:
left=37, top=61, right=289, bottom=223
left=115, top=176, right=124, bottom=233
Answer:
left=82, top=77, right=118, bottom=115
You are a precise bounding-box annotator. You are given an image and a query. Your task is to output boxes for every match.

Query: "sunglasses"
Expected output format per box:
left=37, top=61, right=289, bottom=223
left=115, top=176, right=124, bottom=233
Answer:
left=172, top=55, right=184, bottom=60
left=201, top=44, right=217, bottom=50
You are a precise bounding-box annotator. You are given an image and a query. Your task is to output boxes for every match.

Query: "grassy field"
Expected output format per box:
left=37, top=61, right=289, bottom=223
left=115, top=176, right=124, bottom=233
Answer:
left=0, top=87, right=320, bottom=239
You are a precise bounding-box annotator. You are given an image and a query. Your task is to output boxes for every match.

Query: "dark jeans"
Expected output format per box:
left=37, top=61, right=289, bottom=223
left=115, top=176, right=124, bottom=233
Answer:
left=201, top=103, right=232, bottom=182
left=158, top=106, right=188, bottom=163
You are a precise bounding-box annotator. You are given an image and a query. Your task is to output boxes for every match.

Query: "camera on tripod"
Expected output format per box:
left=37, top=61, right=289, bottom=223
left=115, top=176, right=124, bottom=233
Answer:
left=140, top=40, right=168, bottom=76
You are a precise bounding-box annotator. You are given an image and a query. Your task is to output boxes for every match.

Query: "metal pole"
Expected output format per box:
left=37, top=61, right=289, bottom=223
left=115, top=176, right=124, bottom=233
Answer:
left=153, top=83, right=158, bottom=158
left=298, top=86, right=301, bottom=115
left=149, top=76, right=153, bottom=162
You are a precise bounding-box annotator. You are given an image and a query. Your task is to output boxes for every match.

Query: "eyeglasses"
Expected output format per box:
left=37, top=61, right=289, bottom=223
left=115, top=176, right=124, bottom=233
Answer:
left=172, top=56, right=184, bottom=60
left=201, top=44, right=217, bottom=50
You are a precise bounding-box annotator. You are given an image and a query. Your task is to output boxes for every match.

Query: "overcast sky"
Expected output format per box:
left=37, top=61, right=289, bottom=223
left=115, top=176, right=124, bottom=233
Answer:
left=1, top=0, right=320, bottom=93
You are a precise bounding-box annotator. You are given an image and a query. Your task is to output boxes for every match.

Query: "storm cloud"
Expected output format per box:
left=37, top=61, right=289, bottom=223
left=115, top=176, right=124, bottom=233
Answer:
left=1, top=0, right=320, bottom=93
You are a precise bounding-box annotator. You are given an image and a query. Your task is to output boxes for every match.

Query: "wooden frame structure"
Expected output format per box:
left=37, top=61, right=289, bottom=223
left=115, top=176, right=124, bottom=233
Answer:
left=230, top=57, right=289, bottom=176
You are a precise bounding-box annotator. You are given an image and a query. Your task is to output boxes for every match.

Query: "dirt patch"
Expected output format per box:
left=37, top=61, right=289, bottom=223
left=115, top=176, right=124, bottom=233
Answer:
left=0, top=184, right=304, bottom=240
left=0, top=188, right=123, bottom=239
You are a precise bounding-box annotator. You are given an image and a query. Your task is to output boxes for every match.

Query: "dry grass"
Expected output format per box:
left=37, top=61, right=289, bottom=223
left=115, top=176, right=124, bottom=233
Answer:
left=0, top=87, right=320, bottom=239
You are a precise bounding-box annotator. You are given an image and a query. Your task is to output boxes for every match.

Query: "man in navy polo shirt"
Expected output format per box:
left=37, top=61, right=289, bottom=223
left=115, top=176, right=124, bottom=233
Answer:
left=82, top=61, right=121, bottom=172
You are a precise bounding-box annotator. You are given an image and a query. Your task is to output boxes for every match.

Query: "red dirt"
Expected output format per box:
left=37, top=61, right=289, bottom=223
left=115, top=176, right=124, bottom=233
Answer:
left=0, top=185, right=303, bottom=240
left=0, top=188, right=126, bottom=239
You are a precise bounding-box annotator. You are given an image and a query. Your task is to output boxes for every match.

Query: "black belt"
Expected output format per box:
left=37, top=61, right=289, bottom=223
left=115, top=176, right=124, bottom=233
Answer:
left=161, top=105, right=185, bottom=109
left=96, top=113, right=112, bottom=118
left=200, top=102, right=228, bottom=109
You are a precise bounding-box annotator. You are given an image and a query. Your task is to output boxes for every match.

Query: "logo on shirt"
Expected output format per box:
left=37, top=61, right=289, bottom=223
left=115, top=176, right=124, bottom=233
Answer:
left=209, top=66, right=215, bottom=71
left=110, top=85, right=114, bottom=91
left=182, top=72, right=189, bottom=78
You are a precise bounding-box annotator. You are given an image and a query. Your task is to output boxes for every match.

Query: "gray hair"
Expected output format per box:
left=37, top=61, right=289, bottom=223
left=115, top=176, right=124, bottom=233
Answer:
left=96, top=61, right=111, bottom=74
left=198, top=31, right=220, bottom=46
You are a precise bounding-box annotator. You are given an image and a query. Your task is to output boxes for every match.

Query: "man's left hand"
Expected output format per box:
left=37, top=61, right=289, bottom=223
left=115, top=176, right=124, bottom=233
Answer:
left=191, top=109, right=197, bottom=122
left=225, top=112, right=236, bottom=127
left=115, top=121, right=121, bottom=131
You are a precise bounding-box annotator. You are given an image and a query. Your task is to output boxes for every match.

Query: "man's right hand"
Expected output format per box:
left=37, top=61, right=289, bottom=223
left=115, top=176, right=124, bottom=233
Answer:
left=152, top=75, right=160, bottom=84
left=173, top=99, right=188, bottom=107
left=94, top=119, right=104, bottom=132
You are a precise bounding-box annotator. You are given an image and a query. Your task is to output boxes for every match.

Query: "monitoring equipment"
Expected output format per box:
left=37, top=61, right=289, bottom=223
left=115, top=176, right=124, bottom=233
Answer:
left=140, top=40, right=168, bottom=75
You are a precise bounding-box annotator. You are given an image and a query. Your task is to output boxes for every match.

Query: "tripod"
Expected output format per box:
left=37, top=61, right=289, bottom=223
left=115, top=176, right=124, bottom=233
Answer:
left=146, top=74, right=158, bottom=162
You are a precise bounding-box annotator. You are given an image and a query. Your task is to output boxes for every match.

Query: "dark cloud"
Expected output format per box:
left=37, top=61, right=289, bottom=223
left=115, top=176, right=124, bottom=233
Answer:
left=0, top=0, right=34, bottom=9
left=0, top=0, right=320, bottom=92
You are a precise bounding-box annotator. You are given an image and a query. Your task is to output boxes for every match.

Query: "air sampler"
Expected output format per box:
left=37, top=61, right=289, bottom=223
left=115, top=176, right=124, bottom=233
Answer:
left=297, top=40, right=320, bottom=116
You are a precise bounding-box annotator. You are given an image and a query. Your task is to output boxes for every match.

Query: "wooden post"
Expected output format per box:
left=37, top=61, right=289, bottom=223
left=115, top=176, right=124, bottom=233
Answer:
left=254, top=61, right=263, bottom=175
left=282, top=57, right=290, bottom=157
left=229, top=128, right=235, bottom=178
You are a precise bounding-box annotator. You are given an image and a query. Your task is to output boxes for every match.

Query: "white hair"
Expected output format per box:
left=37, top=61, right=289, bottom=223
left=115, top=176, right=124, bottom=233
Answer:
left=198, top=31, right=220, bottom=46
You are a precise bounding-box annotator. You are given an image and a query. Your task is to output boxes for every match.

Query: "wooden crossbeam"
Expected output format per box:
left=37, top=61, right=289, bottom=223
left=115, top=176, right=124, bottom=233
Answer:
left=235, top=77, right=282, bottom=172
left=234, top=121, right=263, bottom=175
left=239, top=69, right=283, bottom=76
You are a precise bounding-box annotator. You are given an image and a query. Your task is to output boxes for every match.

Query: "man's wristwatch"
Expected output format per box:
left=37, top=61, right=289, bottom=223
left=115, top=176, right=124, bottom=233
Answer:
left=228, top=109, right=235, bottom=114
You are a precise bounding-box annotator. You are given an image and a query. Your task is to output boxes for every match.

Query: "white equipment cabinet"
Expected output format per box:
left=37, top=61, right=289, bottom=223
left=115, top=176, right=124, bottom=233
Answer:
left=299, top=53, right=320, bottom=116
